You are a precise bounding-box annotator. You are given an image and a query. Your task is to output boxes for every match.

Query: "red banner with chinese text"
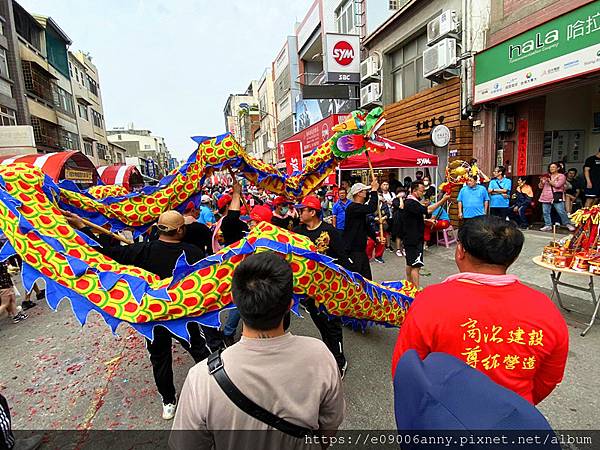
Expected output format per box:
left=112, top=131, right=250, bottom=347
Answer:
left=517, top=119, right=528, bottom=176
left=283, top=141, right=303, bottom=175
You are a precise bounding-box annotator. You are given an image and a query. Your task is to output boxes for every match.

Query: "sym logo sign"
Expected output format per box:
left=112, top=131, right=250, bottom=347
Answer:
left=417, top=158, right=432, bottom=166
left=332, top=41, right=354, bottom=66
left=325, top=33, right=360, bottom=84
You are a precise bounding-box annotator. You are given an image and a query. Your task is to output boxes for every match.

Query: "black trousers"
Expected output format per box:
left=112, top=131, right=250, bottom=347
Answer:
left=303, top=298, right=346, bottom=370
left=349, top=250, right=372, bottom=280
left=145, top=323, right=218, bottom=404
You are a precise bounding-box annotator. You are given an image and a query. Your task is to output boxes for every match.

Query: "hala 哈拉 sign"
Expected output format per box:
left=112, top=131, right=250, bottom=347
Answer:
left=474, top=2, right=600, bottom=104
left=324, top=33, right=360, bottom=84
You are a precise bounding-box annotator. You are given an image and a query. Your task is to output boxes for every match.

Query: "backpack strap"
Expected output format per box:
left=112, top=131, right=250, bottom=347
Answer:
left=207, top=350, right=314, bottom=439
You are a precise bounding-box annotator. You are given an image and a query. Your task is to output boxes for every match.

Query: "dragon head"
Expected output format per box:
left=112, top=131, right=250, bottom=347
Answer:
left=331, top=107, right=385, bottom=158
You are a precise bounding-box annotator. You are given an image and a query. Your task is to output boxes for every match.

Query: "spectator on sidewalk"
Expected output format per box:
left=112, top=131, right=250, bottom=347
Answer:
left=331, top=188, right=351, bottom=232
left=0, top=260, right=27, bottom=325
left=488, top=166, right=512, bottom=220
left=458, top=175, right=489, bottom=221
left=538, top=162, right=575, bottom=232
left=565, top=168, right=583, bottom=214
left=584, top=147, right=600, bottom=207
left=392, top=216, right=569, bottom=405
left=510, top=176, right=534, bottom=230
left=170, top=252, right=345, bottom=450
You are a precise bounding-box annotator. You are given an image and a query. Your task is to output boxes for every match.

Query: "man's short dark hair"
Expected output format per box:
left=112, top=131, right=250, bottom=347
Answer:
left=410, top=180, right=424, bottom=192
left=568, top=168, right=577, bottom=174
left=338, top=187, right=346, bottom=193
left=231, top=251, right=293, bottom=330
left=495, top=166, right=506, bottom=175
left=458, top=216, right=524, bottom=268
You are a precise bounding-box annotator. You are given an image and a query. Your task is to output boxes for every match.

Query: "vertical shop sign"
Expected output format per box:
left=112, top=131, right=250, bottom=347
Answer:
left=517, top=119, right=528, bottom=176
left=283, top=141, right=303, bottom=175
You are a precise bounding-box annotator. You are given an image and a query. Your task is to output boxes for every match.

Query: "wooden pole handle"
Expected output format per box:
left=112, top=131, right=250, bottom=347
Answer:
left=365, top=152, right=384, bottom=239
left=62, top=210, right=133, bottom=245
left=227, top=168, right=251, bottom=215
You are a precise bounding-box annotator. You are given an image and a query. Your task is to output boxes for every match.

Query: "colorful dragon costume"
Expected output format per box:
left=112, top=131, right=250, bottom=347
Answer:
left=0, top=108, right=417, bottom=339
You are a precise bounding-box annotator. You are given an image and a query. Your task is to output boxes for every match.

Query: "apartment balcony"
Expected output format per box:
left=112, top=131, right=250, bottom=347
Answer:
left=31, top=116, right=61, bottom=150
left=21, top=60, right=56, bottom=105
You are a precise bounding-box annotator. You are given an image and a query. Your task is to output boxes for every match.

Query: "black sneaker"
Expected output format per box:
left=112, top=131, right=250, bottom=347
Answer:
left=13, top=311, right=28, bottom=323
left=22, top=300, right=37, bottom=310
left=339, top=361, right=348, bottom=380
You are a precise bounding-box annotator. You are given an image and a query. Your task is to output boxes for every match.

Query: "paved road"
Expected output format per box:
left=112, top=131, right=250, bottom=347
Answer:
left=1, top=229, right=598, bottom=435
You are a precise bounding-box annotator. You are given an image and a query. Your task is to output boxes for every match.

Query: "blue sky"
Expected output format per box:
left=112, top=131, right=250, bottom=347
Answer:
left=18, top=0, right=313, bottom=159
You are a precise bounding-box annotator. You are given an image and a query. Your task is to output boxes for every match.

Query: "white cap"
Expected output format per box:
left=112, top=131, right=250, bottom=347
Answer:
left=349, top=182, right=371, bottom=198
left=201, top=194, right=211, bottom=203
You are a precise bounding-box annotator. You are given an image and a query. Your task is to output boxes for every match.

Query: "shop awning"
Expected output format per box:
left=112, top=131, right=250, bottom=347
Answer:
left=339, top=137, right=438, bottom=170
left=98, top=164, right=144, bottom=192
left=0, top=150, right=98, bottom=183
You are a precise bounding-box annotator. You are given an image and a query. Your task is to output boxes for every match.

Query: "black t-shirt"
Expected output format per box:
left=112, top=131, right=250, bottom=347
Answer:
left=100, top=239, right=205, bottom=279
left=221, top=210, right=249, bottom=246
left=584, top=155, right=600, bottom=187
left=271, top=215, right=296, bottom=231
left=293, top=221, right=352, bottom=270
left=342, top=192, right=378, bottom=253
left=184, top=222, right=213, bottom=255
left=402, top=198, right=427, bottom=245
left=565, top=176, right=583, bottom=196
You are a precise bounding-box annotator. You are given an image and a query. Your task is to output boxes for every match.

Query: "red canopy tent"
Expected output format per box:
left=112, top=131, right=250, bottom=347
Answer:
left=98, top=164, right=144, bottom=192
left=0, top=151, right=98, bottom=184
left=339, top=137, right=438, bottom=169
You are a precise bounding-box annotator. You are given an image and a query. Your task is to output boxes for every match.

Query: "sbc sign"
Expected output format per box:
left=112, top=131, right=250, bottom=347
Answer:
left=325, top=33, right=360, bottom=84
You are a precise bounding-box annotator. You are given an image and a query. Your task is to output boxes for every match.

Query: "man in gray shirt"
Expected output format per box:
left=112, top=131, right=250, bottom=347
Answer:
left=170, top=252, right=345, bottom=449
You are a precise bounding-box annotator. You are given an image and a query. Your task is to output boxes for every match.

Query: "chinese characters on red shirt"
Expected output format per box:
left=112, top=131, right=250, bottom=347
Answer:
left=460, top=318, right=543, bottom=371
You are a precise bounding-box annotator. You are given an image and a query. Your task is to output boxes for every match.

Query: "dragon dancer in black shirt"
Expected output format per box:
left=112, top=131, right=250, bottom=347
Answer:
left=65, top=210, right=223, bottom=421
left=294, top=195, right=349, bottom=378
left=343, top=178, right=380, bottom=280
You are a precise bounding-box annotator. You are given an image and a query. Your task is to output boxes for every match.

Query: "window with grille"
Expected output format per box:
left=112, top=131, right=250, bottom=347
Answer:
left=97, top=143, right=108, bottom=160
left=31, top=116, right=60, bottom=148
left=390, top=33, right=434, bottom=102
left=389, top=0, right=400, bottom=9
left=0, top=48, right=9, bottom=80
left=83, top=140, right=94, bottom=156
left=60, top=130, right=80, bottom=150
left=87, top=75, right=98, bottom=96
left=22, top=61, right=53, bottom=103
left=336, top=0, right=357, bottom=34
left=91, top=109, right=104, bottom=128
left=0, top=106, right=16, bottom=126
left=78, top=102, right=88, bottom=120
left=52, top=84, right=75, bottom=116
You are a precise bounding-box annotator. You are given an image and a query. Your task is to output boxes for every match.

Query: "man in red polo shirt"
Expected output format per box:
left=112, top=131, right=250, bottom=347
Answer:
left=392, top=216, right=568, bottom=405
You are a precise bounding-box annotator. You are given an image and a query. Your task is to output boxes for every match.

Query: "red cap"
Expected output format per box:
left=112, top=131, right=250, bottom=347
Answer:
left=295, top=195, right=321, bottom=211
left=217, top=194, right=232, bottom=210
left=249, top=205, right=273, bottom=224
left=184, top=201, right=196, bottom=212
left=273, top=196, right=291, bottom=207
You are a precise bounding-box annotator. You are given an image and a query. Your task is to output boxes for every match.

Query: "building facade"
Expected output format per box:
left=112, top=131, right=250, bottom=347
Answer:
left=107, top=126, right=172, bottom=180
left=69, top=50, right=110, bottom=166
left=472, top=0, right=599, bottom=178
left=272, top=36, right=301, bottom=144
left=254, top=68, right=278, bottom=164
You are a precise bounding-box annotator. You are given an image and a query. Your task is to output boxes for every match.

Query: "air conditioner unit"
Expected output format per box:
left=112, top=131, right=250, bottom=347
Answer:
left=423, top=38, right=457, bottom=79
left=360, top=82, right=381, bottom=107
left=427, top=10, right=459, bottom=45
left=360, top=56, right=379, bottom=82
